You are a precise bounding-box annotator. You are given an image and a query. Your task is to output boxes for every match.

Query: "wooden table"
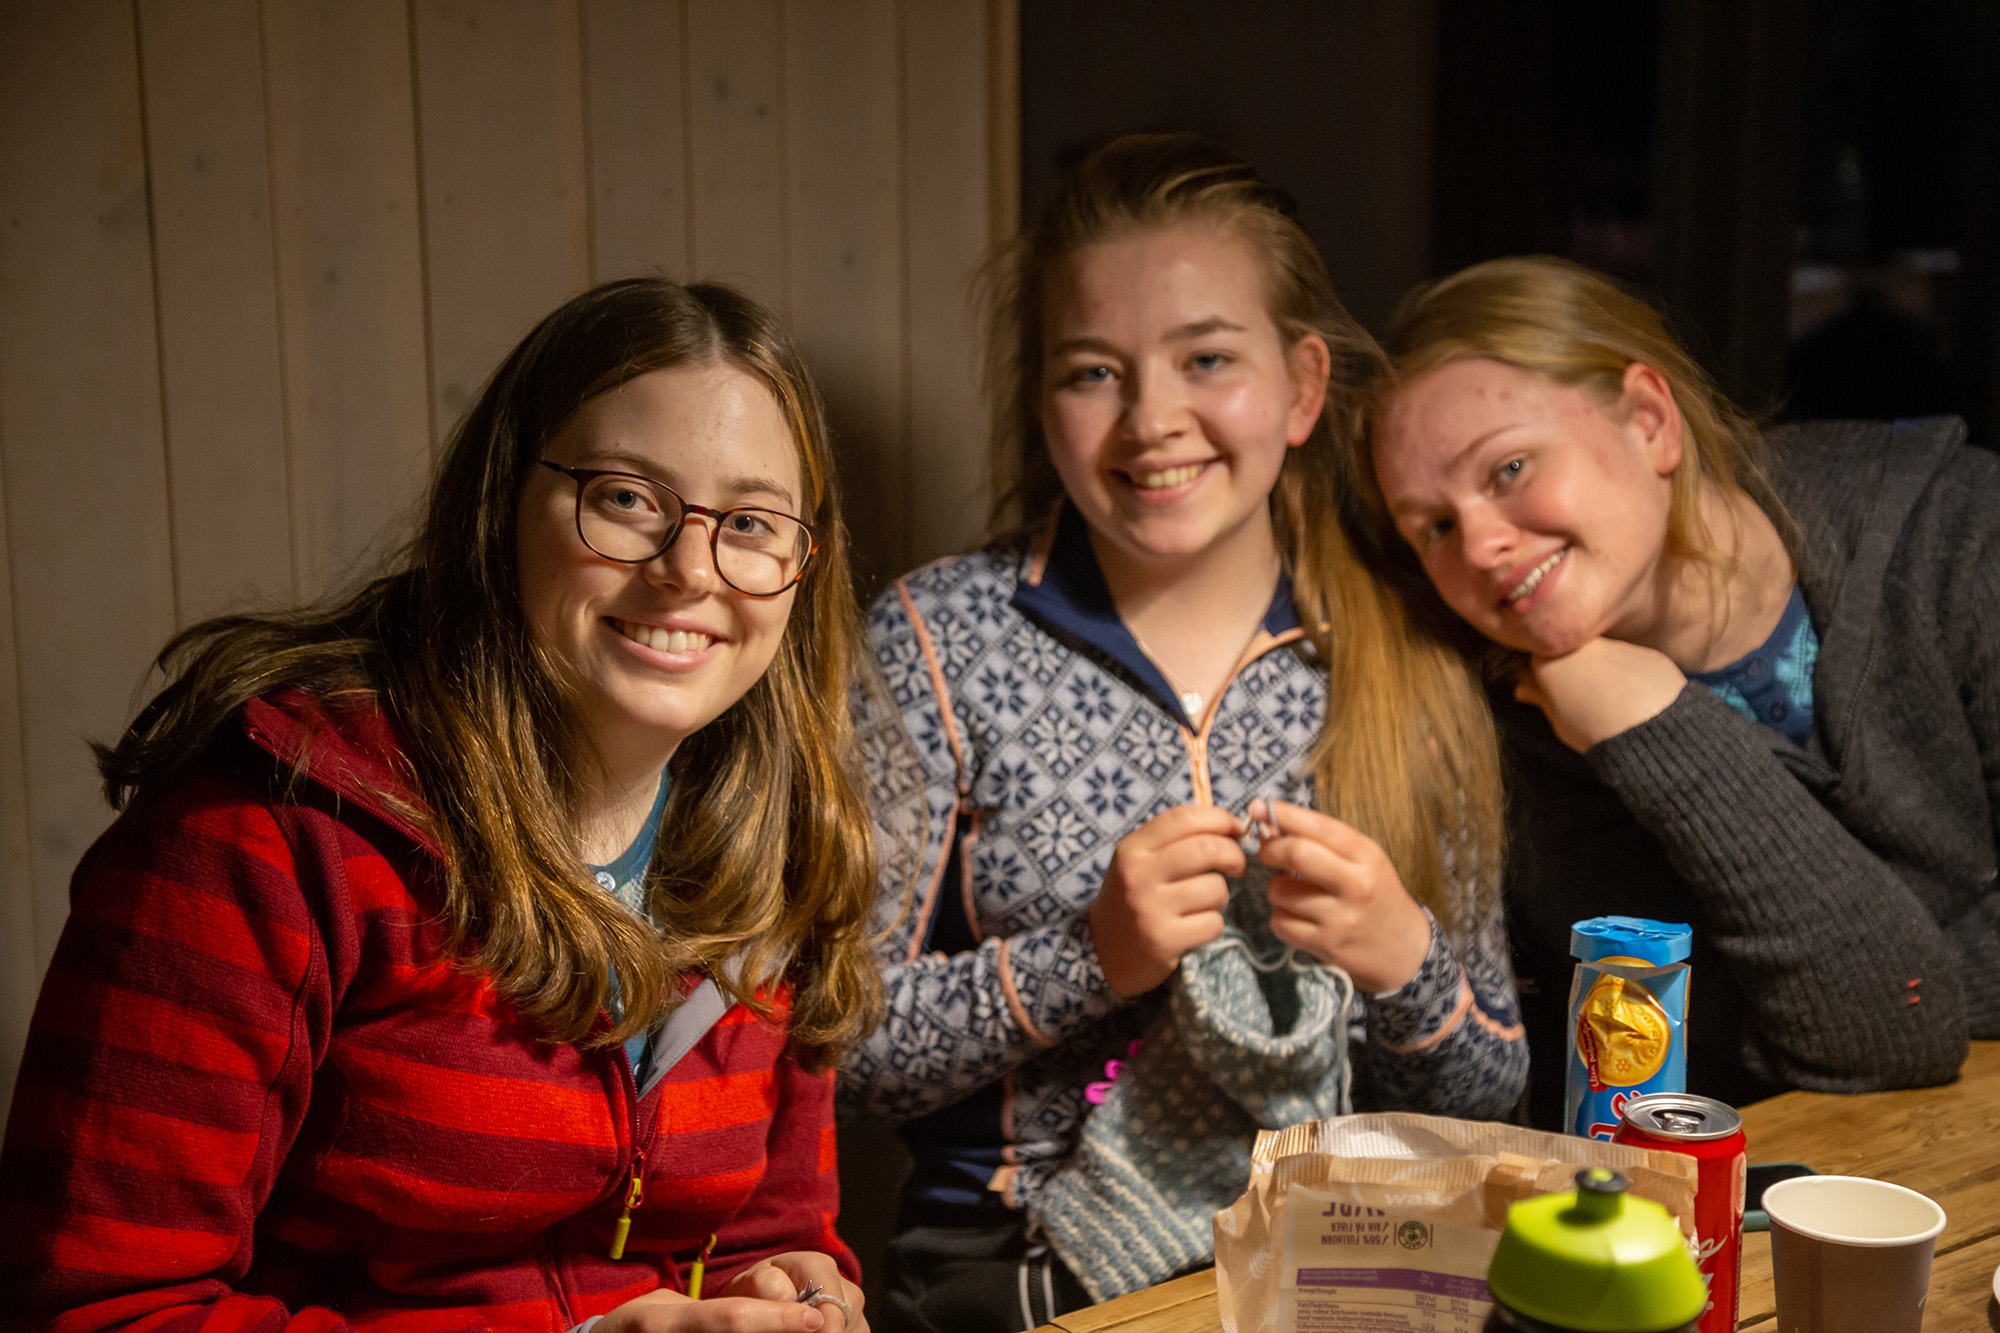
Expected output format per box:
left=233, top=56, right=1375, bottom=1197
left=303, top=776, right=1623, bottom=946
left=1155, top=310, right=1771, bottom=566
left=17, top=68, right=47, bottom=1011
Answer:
left=1034, top=1041, right=2000, bottom=1333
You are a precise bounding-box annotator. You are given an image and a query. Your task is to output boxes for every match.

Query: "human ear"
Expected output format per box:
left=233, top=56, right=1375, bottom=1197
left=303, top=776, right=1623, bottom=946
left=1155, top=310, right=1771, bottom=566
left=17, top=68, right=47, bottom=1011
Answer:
left=1617, top=361, right=1684, bottom=476
left=1285, top=333, right=1332, bottom=446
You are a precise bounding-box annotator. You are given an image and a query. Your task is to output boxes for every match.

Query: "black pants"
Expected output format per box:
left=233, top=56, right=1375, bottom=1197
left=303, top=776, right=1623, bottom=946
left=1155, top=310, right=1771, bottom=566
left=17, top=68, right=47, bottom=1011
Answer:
left=878, top=1199, right=1095, bottom=1333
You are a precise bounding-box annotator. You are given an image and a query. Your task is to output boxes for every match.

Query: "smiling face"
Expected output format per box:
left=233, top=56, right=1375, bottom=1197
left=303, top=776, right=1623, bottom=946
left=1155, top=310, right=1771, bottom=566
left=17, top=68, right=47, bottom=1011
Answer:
left=516, top=361, right=804, bottom=773
left=1037, top=221, right=1326, bottom=576
left=1372, top=357, right=1683, bottom=657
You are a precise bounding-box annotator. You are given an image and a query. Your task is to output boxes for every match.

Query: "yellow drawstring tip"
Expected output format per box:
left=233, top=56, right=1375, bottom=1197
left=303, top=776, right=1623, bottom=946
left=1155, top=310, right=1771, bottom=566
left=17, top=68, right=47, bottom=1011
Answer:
left=688, top=1231, right=718, bottom=1299
left=609, top=1168, right=646, bottom=1261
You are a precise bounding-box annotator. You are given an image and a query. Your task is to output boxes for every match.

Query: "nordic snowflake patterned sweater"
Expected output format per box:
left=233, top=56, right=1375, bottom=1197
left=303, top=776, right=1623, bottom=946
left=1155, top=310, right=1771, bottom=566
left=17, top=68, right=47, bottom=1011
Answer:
left=843, top=503, right=1528, bottom=1290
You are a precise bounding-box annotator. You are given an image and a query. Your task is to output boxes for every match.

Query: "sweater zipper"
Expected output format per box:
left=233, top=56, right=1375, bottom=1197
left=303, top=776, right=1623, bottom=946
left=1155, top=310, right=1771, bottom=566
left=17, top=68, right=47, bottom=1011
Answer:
left=608, top=1148, right=645, bottom=1260
left=606, top=1040, right=650, bottom=1262
left=546, top=1029, right=643, bottom=1324
left=1178, top=627, right=1306, bottom=807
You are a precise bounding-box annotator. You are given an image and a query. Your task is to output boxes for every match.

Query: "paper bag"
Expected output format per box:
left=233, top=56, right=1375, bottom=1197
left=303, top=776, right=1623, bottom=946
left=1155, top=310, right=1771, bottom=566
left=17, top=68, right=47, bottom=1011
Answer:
left=1213, top=1113, right=1699, bottom=1332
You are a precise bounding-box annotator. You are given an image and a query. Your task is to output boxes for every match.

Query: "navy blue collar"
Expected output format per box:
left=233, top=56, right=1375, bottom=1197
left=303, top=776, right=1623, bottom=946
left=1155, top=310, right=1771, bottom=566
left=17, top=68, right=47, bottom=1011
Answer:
left=1010, top=502, right=1301, bottom=729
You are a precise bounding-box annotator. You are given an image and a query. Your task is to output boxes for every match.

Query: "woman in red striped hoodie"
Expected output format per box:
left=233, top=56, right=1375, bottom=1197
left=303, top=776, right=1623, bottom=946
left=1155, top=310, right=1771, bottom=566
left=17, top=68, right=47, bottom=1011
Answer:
left=0, top=279, right=881, bottom=1333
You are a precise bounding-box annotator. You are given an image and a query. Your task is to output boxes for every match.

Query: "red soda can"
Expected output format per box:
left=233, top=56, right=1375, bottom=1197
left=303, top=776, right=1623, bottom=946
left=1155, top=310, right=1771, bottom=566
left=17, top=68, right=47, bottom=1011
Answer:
left=1614, top=1092, right=1746, bottom=1333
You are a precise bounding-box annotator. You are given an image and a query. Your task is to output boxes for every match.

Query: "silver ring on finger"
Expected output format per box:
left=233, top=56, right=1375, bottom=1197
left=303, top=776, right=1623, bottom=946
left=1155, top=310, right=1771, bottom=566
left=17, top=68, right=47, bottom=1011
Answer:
left=803, top=1292, right=853, bottom=1324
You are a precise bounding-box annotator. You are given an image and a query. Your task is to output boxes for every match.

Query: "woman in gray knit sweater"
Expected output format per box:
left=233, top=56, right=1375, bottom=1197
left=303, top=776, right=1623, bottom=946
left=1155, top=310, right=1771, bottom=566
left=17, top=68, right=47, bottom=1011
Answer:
left=1361, top=255, right=1998, bottom=1126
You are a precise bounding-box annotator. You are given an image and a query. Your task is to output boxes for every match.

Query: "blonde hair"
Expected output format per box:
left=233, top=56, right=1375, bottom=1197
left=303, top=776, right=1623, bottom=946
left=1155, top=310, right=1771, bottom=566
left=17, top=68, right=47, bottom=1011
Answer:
left=99, top=279, right=881, bottom=1069
left=1360, top=256, right=1792, bottom=577
left=983, top=134, right=1503, bottom=934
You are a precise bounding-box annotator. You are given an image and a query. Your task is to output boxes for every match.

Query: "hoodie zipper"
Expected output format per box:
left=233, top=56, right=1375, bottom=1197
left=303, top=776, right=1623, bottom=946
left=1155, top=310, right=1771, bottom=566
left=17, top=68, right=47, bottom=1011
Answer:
left=605, top=1038, right=651, bottom=1262
left=543, top=1031, right=641, bottom=1325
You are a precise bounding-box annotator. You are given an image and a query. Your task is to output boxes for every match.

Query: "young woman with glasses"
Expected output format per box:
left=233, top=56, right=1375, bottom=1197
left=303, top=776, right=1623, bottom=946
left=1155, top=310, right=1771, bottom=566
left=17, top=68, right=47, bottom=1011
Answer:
left=0, top=279, right=873, bottom=1333
left=843, top=136, right=1527, bottom=1331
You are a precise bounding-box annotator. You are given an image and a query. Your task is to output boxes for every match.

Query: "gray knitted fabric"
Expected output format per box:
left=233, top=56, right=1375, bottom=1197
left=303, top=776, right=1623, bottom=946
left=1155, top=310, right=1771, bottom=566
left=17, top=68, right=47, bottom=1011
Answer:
left=1028, top=869, right=1356, bottom=1302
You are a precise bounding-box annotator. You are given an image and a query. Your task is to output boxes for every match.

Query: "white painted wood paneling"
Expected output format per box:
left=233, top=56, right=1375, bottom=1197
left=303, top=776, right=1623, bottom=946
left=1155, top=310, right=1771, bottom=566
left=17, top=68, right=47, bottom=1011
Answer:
left=786, top=0, right=908, bottom=585
left=413, top=0, right=593, bottom=436
left=262, top=0, right=435, bottom=598
left=0, top=0, right=1008, bottom=1144
left=903, top=0, right=1005, bottom=562
left=0, top=417, right=37, bottom=1142
left=137, top=0, right=297, bottom=619
left=684, top=0, right=787, bottom=311
left=584, top=0, right=691, bottom=282
left=0, top=1, right=177, bottom=974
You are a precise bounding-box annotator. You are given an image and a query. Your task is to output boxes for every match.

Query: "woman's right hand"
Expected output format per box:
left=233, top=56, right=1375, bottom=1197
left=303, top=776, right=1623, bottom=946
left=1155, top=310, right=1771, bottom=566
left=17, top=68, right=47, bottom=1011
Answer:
left=1517, top=637, right=1686, bottom=753
left=594, top=1288, right=834, bottom=1332
left=1089, top=803, right=1247, bottom=996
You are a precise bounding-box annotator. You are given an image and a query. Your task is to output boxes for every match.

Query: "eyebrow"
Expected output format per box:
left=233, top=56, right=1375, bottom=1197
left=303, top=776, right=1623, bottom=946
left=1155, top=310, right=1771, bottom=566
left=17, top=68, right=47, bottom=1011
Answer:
left=1384, top=424, right=1520, bottom=518
left=581, top=450, right=799, bottom=512
left=1446, top=424, right=1519, bottom=472
left=1045, top=334, right=1119, bottom=360
left=1165, top=316, right=1249, bottom=340
left=1044, top=315, right=1253, bottom=361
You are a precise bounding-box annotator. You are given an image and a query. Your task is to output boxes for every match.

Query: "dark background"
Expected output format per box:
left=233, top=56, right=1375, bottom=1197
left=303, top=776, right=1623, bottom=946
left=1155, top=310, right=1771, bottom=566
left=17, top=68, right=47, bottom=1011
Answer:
left=843, top=0, right=2000, bottom=1300
left=1018, top=0, right=2000, bottom=444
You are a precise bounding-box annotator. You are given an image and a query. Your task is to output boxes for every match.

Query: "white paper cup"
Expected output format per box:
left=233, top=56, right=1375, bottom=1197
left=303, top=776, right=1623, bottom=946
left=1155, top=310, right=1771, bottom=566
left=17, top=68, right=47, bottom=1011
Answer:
left=1762, top=1175, right=1946, bottom=1333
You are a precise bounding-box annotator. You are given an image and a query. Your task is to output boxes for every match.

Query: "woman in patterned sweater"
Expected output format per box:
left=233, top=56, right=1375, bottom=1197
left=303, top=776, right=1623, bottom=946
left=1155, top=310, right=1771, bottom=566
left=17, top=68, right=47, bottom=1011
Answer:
left=845, top=136, right=1527, bottom=1332
left=1, top=280, right=874, bottom=1332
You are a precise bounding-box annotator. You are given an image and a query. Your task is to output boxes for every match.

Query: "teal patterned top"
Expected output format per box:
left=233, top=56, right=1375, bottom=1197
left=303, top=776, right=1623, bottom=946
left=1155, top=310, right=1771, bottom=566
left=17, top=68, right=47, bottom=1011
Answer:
left=1690, top=583, right=1818, bottom=745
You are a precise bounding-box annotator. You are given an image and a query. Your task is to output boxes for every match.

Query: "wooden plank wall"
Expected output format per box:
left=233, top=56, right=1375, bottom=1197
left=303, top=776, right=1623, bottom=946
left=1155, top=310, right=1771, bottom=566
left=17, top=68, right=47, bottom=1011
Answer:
left=0, top=0, right=1013, bottom=1125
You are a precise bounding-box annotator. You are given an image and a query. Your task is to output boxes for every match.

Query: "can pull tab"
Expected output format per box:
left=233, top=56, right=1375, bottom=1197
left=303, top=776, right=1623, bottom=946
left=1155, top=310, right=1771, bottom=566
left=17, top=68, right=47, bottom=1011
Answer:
left=608, top=1153, right=646, bottom=1260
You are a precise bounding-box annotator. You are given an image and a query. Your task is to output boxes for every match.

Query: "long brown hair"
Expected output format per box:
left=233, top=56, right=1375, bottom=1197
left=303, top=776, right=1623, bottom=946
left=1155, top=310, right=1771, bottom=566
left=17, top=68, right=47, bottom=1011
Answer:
left=983, top=134, right=1504, bottom=935
left=1358, top=256, right=1794, bottom=581
left=96, top=278, right=881, bottom=1067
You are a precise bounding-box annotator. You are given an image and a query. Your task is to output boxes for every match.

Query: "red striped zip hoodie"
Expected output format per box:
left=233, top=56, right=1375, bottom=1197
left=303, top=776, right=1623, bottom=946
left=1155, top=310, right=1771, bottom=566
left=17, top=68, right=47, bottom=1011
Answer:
left=0, top=689, right=854, bottom=1332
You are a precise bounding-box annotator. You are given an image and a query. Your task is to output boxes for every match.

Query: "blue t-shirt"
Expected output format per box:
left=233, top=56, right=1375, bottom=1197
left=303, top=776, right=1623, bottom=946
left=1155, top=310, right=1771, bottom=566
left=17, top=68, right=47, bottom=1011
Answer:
left=588, top=770, right=670, bottom=1077
left=1689, top=583, right=1818, bottom=746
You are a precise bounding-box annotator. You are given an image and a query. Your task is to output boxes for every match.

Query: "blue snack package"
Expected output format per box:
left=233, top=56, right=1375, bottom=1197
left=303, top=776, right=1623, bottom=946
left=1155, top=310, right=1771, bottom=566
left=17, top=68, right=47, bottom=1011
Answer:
left=1564, top=916, right=1693, bottom=1140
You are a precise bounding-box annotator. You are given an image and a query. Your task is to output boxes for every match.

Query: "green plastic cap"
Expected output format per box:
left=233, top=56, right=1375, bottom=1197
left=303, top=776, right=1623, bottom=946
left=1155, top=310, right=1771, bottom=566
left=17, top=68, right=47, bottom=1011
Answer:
left=1487, top=1168, right=1708, bottom=1332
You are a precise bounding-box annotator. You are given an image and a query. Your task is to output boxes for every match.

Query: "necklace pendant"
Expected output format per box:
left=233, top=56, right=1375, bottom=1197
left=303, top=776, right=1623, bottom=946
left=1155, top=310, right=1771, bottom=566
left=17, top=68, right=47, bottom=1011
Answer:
left=1179, top=689, right=1204, bottom=720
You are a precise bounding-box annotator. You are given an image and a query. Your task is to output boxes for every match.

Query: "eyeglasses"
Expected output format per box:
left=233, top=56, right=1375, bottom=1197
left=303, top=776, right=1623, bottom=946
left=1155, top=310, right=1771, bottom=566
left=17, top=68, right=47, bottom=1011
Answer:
left=536, top=460, right=818, bottom=597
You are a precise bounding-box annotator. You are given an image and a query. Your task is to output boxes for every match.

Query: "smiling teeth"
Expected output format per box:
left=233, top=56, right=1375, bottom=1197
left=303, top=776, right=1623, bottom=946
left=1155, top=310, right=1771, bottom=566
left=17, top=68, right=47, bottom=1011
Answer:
left=1505, top=550, right=1565, bottom=604
left=1132, top=464, right=1204, bottom=489
left=620, top=621, right=712, bottom=653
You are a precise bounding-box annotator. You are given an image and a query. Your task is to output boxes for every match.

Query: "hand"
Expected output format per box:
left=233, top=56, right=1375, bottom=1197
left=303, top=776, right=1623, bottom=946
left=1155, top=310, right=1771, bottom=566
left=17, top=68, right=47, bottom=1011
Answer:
left=723, top=1253, right=866, bottom=1333
left=1250, top=799, right=1432, bottom=994
left=594, top=1288, right=820, bottom=1333
left=1090, top=803, right=1247, bottom=996
left=1516, top=638, right=1687, bottom=752
left=595, top=1251, right=865, bottom=1333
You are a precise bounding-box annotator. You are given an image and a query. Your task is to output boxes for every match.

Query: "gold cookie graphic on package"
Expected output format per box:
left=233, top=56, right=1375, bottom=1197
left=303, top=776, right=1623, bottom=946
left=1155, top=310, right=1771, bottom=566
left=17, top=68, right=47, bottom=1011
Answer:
left=1577, top=966, right=1672, bottom=1086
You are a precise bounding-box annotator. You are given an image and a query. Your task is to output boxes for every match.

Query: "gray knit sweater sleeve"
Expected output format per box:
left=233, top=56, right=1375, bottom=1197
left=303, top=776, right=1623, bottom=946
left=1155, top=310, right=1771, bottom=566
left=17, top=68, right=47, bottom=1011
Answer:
left=1945, top=517, right=2000, bottom=1041
left=1585, top=683, right=1969, bottom=1090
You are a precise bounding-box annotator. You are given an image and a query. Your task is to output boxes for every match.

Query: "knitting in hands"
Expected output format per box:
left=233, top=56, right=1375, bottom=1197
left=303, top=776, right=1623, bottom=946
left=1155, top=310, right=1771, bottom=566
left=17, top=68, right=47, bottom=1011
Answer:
left=1089, top=803, right=1247, bottom=997
left=1250, top=798, right=1431, bottom=994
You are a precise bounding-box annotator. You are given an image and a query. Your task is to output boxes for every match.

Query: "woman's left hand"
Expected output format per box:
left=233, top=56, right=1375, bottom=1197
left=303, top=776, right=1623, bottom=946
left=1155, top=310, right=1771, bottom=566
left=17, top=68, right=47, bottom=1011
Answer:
left=1517, top=637, right=1687, bottom=753
left=721, top=1252, right=867, bottom=1333
left=1250, top=799, right=1432, bottom=994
